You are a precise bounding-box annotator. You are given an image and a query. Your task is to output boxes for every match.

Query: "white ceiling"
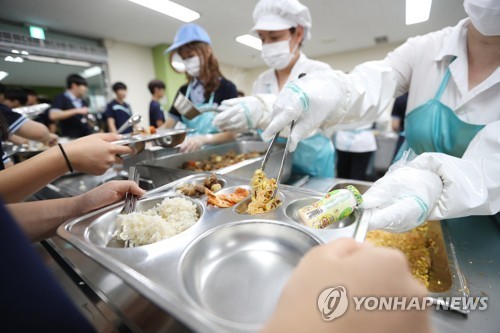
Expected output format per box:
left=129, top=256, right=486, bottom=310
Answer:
left=0, top=0, right=467, bottom=84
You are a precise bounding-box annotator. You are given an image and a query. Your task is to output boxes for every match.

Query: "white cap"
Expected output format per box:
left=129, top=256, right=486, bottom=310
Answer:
left=252, top=0, right=312, bottom=40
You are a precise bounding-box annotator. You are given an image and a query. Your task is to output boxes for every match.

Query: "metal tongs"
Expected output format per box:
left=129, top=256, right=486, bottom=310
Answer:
left=260, top=120, right=295, bottom=198
left=117, top=114, right=142, bottom=134
left=120, top=166, right=140, bottom=215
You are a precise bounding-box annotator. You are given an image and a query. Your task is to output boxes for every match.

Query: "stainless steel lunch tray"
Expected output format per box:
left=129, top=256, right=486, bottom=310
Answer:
left=138, top=141, right=293, bottom=184
left=58, top=173, right=367, bottom=333
left=330, top=180, right=470, bottom=314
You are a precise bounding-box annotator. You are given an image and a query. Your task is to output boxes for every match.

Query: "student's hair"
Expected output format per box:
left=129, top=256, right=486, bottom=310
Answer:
left=5, top=88, right=27, bottom=105
left=178, top=42, right=222, bottom=99
left=24, top=88, right=37, bottom=96
left=0, top=112, right=8, bottom=140
left=66, top=74, right=88, bottom=89
left=148, top=79, right=166, bottom=95
left=112, top=82, right=127, bottom=92
left=0, top=83, right=6, bottom=96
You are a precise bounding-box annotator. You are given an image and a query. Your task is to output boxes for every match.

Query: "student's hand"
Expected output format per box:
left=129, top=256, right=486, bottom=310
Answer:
left=262, top=238, right=432, bottom=333
left=76, top=107, right=89, bottom=115
left=76, top=180, right=145, bottom=214
left=63, top=133, right=133, bottom=175
left=43, top=133, right=59, bottom=147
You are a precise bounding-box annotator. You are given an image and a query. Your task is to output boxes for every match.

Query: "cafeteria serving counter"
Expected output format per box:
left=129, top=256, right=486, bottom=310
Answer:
left=34, top=155, right=499, bottom=332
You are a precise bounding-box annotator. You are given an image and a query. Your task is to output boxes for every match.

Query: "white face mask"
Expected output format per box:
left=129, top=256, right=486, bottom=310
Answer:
left=464, top=0, right=500, bottom=36
left=183, top=56, right=201, bottom=77
left=261, top=39, right=298, bottom=70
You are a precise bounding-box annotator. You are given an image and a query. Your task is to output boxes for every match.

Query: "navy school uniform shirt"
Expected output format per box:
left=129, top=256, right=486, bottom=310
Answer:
left=0, top=103, right=29, bottom=134
left=169, top=77, right=237, bottom=122
left=104, top=99, right=133, bottom=134
left=149, top=100, right=165, bottom=128
left=51, top=92, right=92, bottom=138
left=0, top=200, right=97, bottom=333
left=0, top=103, right=29, bottom=170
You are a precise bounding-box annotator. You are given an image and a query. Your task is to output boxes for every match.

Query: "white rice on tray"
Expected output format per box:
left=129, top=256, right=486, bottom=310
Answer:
left=113, top=197, right=198, bottom=247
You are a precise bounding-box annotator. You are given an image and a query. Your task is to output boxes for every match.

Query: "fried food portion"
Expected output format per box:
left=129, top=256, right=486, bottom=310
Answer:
left=206, top=187, right=250, bottom=208
left=177, top=174, right=221, bottom=197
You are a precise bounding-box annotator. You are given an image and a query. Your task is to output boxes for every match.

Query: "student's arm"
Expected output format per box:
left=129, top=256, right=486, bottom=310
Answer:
left=391, top=117, right=401, bottom=132
left=0, top=133, right=133, bottom=203
left=156, top=119, right=165, bottom=128
left=178, top=132, right=237, bottom=153
left=164, top=117, right=177, bottom=129
left=107, top=117, right=117, bottom=134
left=14, top=120, right=53, bottom=143
left=8, top=180, right=145, bottom=242
left=49, top=107, right=88, bottom=121
left=8, top=134, right=28, bottom=145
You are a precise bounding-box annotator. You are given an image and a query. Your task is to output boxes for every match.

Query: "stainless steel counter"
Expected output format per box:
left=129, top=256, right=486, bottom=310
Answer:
left=41, top=176, right=500, bottom=332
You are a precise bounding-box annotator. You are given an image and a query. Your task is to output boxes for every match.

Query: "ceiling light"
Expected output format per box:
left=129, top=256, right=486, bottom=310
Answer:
left=81, top=66, right=102, bottom=78
left=57, top=59, right=92, bottom=67
left=0, top=71, right=8, bottom=81
left=236, top=34, right=262, bottom=51
left=4, top=56, right=24, bottom=63
left=11, top=49, right=20, bottom=54
left=21, top=51, right=29, bottom=55
left=26, top=55, right=57, bottom=63
left=128, top=0, right=200, bottom=22
left=406, top=0, right=432, bottom=25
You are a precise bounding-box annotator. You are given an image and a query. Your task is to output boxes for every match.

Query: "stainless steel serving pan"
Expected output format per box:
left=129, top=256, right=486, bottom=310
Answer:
left=138, top=141, right=293, bottom=183
left=58, top=173, right=366, bottom=333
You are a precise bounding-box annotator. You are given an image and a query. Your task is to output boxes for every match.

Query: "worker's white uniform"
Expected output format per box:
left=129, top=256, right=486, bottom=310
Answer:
left=329, top=18, right=500, bottom=220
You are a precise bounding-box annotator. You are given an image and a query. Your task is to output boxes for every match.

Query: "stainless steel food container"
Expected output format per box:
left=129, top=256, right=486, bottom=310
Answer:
left=139, top=141, right=293, bottom=183
left=58, top=173, right=366, bottom=333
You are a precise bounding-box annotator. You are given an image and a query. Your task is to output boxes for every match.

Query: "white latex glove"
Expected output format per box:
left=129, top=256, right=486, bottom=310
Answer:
left=363, top=167, right=443, bottom=232
left=262, top=71, right=345, bottom=152
left=213, top=96, right=265, bottom=132
left=178, top=136, right=206, bottom=153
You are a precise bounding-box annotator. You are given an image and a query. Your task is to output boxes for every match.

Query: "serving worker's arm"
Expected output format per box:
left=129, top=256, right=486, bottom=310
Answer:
left=48, top=106, right=89, bottom=121
left=7, top=180, right=145, bottom=242
left=363, top=120, right=500, bottom=232
left=0, top=133, right=133, bottom=203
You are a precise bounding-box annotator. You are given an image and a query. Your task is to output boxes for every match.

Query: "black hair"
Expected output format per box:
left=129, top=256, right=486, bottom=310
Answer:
left=5, top=88, right=27, bottom=106
left=148, top=79, right=165, bottom=95
left=289, top=27, right=304, bottom=47
left=0, top=112, right=8, bottom=140
left=112, top=82, right=127, bottom=92
left=24, top=88, right=37, bottom=96
left=0, top=83, right=6, bottom=96
left=66, top=74, right=88, bottom=89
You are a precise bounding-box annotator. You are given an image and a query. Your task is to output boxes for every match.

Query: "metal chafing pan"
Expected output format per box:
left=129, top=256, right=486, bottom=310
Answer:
left=330, top=180, right=469, bottom=314
left=138, top=141, right=293, bottom=184
left=58, top=173, right=366, bottom=333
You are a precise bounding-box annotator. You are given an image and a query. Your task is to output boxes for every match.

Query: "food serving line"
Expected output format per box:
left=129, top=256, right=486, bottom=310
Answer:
left=26, top=137, right=499, bottom=333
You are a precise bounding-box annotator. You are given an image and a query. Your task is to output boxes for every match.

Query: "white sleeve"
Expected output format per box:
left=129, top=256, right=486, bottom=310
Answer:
left=319, top=34, right=424, bottom=133
left=410, top=121, right=500, bottom=219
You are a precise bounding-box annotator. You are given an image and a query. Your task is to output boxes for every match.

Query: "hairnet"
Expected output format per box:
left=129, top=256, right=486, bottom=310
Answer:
left=252, top=0, right=312, bottom=40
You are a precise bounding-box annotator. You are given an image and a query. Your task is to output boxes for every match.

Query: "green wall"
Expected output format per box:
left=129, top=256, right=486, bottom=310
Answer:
left=151, top=44, right=186, bottom=110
